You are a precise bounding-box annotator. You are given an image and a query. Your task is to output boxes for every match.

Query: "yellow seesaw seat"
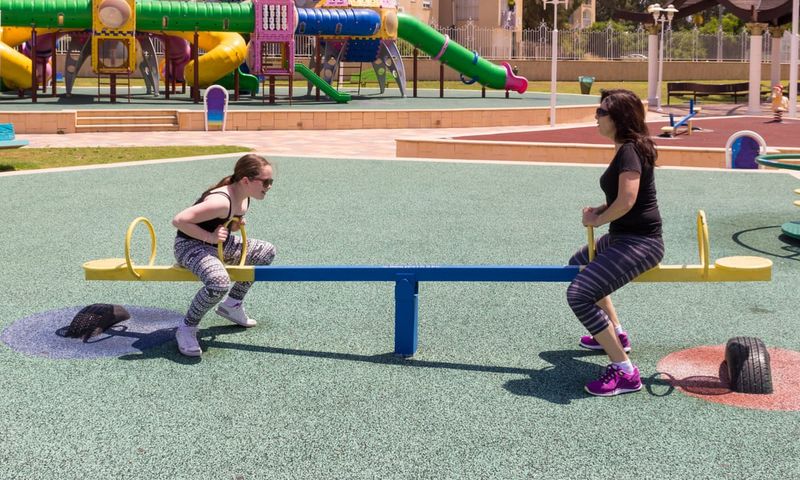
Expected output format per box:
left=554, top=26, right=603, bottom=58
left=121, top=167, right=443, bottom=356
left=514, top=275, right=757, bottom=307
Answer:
left=628, top=210, right=771, bottom=282
left=83, top=217, right=254, bottom=282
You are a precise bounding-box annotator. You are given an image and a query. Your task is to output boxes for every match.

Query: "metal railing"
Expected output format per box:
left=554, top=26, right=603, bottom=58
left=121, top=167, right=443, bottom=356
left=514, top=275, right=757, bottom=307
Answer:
left=52, top=23, right=794, bottom=63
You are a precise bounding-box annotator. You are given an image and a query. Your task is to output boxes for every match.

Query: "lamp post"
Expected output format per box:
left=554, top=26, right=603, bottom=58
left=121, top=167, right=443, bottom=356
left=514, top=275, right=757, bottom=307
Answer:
left=545, top=0, right=566, bottom=127
left=648, top=3, right=678, bottom=112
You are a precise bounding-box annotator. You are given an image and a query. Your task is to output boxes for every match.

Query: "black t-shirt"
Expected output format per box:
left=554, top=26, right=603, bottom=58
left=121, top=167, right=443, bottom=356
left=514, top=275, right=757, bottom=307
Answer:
left=599, top=142, right=662, bottom=236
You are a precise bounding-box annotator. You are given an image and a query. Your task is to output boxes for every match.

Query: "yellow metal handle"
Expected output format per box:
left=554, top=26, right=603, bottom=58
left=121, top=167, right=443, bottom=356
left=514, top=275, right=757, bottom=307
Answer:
left=696, top=210, right=710, bottom=279
left=587, top=226, right=595, bottom=262
left=217, top=217, right=248, bottom=267
left=124, top=217, right=157, bottom=280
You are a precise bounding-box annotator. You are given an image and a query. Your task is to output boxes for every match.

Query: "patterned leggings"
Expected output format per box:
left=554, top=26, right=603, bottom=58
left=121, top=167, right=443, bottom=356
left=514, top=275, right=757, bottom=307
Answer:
left=174, top=235, right=277, bottom=326
left=566, top=233, right=664, bottom=335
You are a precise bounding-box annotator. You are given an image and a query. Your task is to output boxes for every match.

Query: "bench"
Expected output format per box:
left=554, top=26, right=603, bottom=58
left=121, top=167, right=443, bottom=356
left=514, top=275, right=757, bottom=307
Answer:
left=0, top=123, right=29, bottom=149
left=667, top=82, right=751, bottom=105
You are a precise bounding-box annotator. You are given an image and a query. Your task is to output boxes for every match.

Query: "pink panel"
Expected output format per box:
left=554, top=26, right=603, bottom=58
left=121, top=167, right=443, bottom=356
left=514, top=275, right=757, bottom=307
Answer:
left=251, top=0, right=295, bottom=74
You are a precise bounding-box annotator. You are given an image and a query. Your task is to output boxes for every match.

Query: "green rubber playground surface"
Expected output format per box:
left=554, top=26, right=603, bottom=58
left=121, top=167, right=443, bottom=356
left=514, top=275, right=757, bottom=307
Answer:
left=0, top=87, right=597, bottom=111
left=1, top=156, right=799, bottom=478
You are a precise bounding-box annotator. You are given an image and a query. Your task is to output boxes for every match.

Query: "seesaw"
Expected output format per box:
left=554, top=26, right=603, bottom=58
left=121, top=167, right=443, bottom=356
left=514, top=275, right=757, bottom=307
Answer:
left=83, top=212, right=771, bottom=356
left=660, top=99, right=701, bottom=138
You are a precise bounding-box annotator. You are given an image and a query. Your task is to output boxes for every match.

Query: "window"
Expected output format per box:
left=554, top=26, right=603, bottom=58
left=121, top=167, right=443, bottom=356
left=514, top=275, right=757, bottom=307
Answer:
left=456, top=0, right=479, bottom=21
left=422, top=0, right=431, bottom=8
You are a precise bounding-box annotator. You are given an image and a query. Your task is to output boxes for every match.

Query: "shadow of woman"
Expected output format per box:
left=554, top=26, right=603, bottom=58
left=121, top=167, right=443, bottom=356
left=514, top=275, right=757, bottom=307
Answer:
left=503, top=350, right=686, bottom=403
left=502, top=349, right=610, bottom=404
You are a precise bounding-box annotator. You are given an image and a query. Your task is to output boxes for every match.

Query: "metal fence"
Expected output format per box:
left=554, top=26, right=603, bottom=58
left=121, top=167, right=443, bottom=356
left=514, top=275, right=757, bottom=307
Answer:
left=54, top=23, right=795, bottom=63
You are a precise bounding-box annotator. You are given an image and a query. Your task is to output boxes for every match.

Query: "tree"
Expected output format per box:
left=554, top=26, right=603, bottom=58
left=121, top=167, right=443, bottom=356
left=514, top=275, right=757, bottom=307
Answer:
left=594, top=0, right=649, bottom=23
left=698, top=11, right=745, bottom=34
left=523, top=0, right=582, bottom=29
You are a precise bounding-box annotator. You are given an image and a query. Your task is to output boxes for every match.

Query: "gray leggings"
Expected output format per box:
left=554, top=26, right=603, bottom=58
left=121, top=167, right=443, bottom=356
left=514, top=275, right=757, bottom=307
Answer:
left=174, top=235, right=277, bottom=326
left=566, top=233, right=664, bottom=335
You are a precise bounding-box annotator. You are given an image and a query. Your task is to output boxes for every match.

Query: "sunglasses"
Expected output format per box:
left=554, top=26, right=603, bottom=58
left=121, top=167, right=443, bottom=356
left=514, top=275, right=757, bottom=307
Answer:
left=596, top=107, right=610, bottom=117
left=251, top=177, right=274, bottom=189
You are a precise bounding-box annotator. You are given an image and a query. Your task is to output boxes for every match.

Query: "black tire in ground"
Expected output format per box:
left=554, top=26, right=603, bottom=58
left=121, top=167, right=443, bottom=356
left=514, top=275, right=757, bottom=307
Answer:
left=724, top=336, right=773, bottom=394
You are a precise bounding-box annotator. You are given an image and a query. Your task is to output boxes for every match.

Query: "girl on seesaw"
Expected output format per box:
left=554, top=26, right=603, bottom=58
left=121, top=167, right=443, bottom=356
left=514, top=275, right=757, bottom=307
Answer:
left=172, top=154, right=277, bottom=357
left=567, top=89, right=664, bottom=396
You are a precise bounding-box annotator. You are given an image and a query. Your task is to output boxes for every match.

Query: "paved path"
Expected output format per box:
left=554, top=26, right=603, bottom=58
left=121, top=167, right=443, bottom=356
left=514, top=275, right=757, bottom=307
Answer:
left=19, top=126, right=555, bottom=159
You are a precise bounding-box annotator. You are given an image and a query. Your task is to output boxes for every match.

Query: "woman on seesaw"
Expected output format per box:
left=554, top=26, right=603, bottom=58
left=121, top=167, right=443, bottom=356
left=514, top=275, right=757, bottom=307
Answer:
left=567, top=89, right=664, bottom=396
left=172, top=154, right=277, bottom=357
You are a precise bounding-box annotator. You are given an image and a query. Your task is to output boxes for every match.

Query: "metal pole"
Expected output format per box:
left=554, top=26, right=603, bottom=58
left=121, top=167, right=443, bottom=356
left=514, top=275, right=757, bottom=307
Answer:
left=30, top=25, right=38, bottom=103
left=790, top=0, right=798, bottom=117
left=548, top=1, right=561, bottom=127
left=656, top=18, right=665, bottom=112
left=193, top=28, right=200, bottom=103
left=164, top=38, right=170, bottom=100
left=413, top=48, right=418, bottom=98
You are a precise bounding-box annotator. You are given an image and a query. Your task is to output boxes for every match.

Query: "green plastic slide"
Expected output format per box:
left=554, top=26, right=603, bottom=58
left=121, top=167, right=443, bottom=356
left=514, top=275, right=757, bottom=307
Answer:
left=212, top=68, right=260, bottom=94
left=295, top=64, right=351, bottom=103
left=396, top=13, right=527, bottom=93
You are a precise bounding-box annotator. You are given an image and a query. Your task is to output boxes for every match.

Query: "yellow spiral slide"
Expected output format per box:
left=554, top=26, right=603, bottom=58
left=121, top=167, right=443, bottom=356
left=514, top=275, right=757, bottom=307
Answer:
left=0, top=27, right=62, bottom=89
left=163, top=30, right=246, bottom=88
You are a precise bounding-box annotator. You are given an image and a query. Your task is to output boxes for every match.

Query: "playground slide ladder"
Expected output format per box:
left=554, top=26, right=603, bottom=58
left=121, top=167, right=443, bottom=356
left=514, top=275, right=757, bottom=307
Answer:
left=337, top=62, right=364, bottom=95
left=96, top=73, right=132, bottom=103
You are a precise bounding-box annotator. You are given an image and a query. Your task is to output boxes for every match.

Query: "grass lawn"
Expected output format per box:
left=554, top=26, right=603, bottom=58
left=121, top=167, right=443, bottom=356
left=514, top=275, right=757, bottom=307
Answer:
left=0, top=145, right=252, bottom=172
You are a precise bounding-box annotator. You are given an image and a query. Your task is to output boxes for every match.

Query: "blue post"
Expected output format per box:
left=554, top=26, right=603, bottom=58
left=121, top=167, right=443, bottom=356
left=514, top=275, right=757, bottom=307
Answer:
left=394, top=274, right=419, bottom=357
left=669, top=113, right=675, bottom=126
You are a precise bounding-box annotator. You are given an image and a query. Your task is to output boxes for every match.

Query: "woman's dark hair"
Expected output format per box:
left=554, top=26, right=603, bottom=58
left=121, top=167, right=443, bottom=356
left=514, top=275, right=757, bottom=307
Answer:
left=204, top=154, right=271, bottom=195
left=600, top=89, right=657, bottom=166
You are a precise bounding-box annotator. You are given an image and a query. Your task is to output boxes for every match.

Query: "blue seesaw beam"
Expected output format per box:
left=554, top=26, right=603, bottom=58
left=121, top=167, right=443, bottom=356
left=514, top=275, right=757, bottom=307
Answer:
left=661, top=99, right=701, bottom=137
left=253, top=265, right=579, bottom=282
left=254, top=265, right=580, bottom=356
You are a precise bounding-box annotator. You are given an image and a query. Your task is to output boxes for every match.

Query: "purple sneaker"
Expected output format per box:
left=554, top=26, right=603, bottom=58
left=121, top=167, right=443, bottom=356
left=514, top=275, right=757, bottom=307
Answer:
left=579, top=332, right=631, bottom=353
left=585, top=364, right=642, bottom=397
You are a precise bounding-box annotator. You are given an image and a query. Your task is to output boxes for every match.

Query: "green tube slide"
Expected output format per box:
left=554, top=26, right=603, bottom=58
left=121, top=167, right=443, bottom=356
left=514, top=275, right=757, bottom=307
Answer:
left=396, top=13, right=527, bottom=94
left=0, top=0, right=254, bottom=32
left=295, top=64, right=351, bottom=104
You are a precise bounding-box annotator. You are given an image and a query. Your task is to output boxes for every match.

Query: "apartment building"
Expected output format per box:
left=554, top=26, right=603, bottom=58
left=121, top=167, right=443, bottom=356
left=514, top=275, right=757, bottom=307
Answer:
left=569, top=0, right=596, bottom=29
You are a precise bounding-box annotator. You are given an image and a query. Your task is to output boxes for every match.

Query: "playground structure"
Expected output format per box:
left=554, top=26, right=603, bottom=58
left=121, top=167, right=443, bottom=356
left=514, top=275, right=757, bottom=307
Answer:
left=659, top=99, right=701, bottom=137
left=83, top=211, right=772, bottom=357
left=725, top=130, right=768, bottom=169
left=755, top=153, right=800, bottom=240
left=0, top=0, right=528, bottom=103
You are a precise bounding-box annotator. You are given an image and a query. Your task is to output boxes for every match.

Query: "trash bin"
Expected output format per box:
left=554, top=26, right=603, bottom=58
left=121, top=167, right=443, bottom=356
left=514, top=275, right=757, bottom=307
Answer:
left=578, top=76, right=595, bottom=95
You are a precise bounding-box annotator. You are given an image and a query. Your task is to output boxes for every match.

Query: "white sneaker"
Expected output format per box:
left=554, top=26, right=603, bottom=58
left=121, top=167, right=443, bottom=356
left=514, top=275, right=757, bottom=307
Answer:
left=175, top=325, right=202, bottom=357
left=215, top=302, right=257, bottom=328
